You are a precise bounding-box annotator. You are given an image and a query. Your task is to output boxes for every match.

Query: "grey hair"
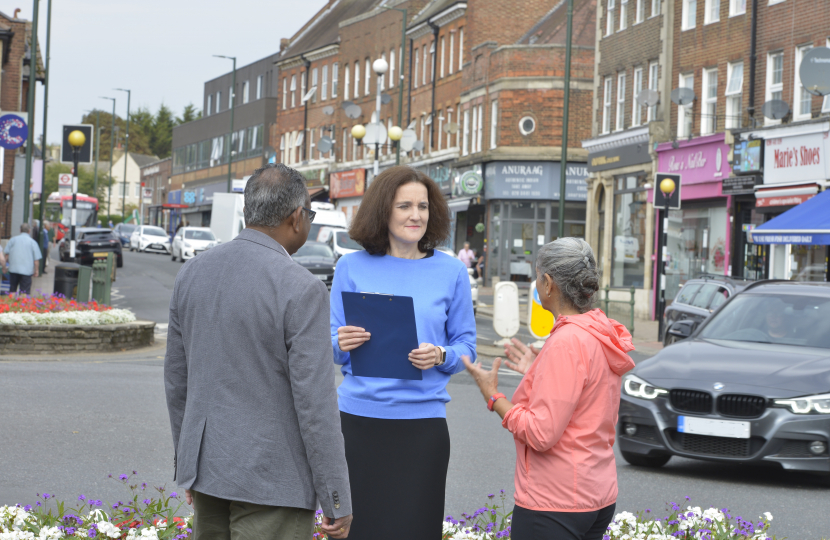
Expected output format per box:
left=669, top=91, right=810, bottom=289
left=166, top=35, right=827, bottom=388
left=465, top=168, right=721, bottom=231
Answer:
left=243, top=163, right=308, bottom=227
left=536, top=237, right=600, bottom=313
left=20, top=223, right=30, bottom=233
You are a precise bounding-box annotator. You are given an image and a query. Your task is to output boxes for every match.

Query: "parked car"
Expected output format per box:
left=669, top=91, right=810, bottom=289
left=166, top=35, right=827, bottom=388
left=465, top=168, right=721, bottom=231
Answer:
left=436, top=247, right=478, bottom=315
left=171, top=227, right=219, bottom=262
left=663, top=276, right=752, bottom=346
left=129, top=226, right=171, bottom=254
left=292, top=242, right=336, bottom=290
left=58, top=228, right=123, bottom=268
left=318, top=227, right=364, bottom=260
left=112, top=223, right=137, bottom=247
left=618, top=280, right=830, bottom=481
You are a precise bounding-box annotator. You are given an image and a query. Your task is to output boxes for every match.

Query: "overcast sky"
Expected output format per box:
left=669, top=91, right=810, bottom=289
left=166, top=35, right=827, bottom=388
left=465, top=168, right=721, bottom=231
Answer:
left=15, top=0, right=328, bottom=145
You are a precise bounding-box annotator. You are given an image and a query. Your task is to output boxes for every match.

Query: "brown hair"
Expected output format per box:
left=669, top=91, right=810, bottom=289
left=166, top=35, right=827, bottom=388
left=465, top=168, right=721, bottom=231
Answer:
left=349, top=166, right=450, bottom=255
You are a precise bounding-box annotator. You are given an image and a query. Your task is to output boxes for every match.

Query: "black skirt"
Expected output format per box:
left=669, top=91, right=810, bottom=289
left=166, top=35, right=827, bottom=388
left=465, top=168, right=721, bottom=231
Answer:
left=340, top=411, right=450, bottom=540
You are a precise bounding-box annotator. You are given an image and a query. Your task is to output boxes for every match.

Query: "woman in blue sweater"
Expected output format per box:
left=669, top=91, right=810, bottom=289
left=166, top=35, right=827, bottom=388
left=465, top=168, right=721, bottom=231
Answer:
left=330, top=166, right=477, bottom=539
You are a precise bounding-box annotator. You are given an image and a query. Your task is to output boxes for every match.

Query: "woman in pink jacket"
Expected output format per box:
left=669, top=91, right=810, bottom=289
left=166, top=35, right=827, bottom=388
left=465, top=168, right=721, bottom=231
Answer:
left=463, top=237, right=635, bottom=540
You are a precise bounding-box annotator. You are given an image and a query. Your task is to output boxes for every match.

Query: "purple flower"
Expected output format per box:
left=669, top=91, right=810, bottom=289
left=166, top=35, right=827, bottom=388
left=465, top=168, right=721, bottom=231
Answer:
left=112, top=504, right=119, bottom=509
left=143, top=499, right=151, bottom=505
left=78, top=495, right=86, bottom=502
left=132, top=470, right=137, bottom=475
left=23, top=505, right=32, bottom=512
left=66, top=528, right=76, bottom=535
left=43, top=493, right=51, bottom=500
left=170, top=492, right=178, bottom=498
left=119, top=474, right=128, bottom=481
left=36, top=502, right=42, bottom=507
left=488, top=493, right=495, bottom=499
left=646, top=509, right=651, bottom=513
left=88, top=530, right=97, bottom=538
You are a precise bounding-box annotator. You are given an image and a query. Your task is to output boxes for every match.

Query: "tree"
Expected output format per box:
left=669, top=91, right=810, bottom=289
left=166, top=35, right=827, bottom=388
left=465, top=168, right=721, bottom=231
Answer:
left=151, top=104, right=175, bottom=159
left=177, top=103, right=202, bottom=125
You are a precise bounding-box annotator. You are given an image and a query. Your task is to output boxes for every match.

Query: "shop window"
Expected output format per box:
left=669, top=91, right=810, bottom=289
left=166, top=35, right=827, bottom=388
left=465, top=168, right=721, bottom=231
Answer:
left=611, top=174, right=649, bottom=288
left=664, top=205, right=728, bottom=301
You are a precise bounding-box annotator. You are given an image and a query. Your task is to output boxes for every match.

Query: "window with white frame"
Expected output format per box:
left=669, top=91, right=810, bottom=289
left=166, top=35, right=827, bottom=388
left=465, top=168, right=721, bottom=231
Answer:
left=682, top=0, right=696, bottom=29
left=437, top=111, right=444, bottom=150
left=389, top=50, right=395, bottom=88
left=311, top=68, right=318, bottom=102
left=632, top=67, right=643, bottom=126
left=419, top=117, right=425, bottom=156
left=602, top=77, right=613, bottom=133
left=342, top=128, right=348, bottom=162
left=354, top=61, right=360, bottom=98
left=490, top=100, right=498, bottom=149
left=447, top=110, right=454, bottom=148
left=462, top=109, right=470, bottom=156
left=440, top=36, right=446, bottom=78
left=215, top=92, right=220, bottom=114
left=678, top=73, right=694, bottom=137
left=606, top=0, right=616, bottom=36
left=620, top=0, right=628, bottom=30
left=332, top=62, right=339, bottom=97
left=380, top=52, right=387, bottom=90
left=729, top=0, right=746, bottom=16
left=765, top=52, right=783, bottom=124
left=616, top=72, right=626, bottom=131
left=344, top=64, right=350, bottom=100
left=281, top=79, right=286, bottom=109
left=470, top=106, right=478, bottom=153
left=477, top=105, right=484, bottom=152
left=207, top=94, right=212, bottom=116
left=134, top=183, right=140, bottom=198
left=459, top=28, right=464, bottom=68
left=648, top=62, right=659, bottom=121
left=414, top=52, right=420, bottom=88
left=449, top=32, right=455, bottom=74
left=704, top=0, right=720, bottom=23
left=652, top=0, right=661, bottom=16
left=725, top=61, right=743, bottom=128
left=701, top=67, right=718, bottom=134
left=794, top=45, right=813, bottom=120
left=423, top=46, right=428, bottom=86
left=636, top=0, right=645, bottom=22
left=430, top=42, right=435, bottom=82
left=321, top=65, right=328, bottom=100
left=290, top=75, right=297, bottom=108
left=365, top=58, right=371, bottom=96
left=257, top=75, right=264, bottom=99
left=229, top=87, right=233, bottom=109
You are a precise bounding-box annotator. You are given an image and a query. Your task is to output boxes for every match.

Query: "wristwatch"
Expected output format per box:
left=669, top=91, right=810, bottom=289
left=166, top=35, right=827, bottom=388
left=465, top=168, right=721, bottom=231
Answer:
left=436, top=346, right=447, bottom=366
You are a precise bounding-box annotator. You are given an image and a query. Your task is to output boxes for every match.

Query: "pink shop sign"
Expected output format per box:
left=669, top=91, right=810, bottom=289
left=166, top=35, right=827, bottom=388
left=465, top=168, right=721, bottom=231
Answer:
left=657, top=136, right=733, bottom=185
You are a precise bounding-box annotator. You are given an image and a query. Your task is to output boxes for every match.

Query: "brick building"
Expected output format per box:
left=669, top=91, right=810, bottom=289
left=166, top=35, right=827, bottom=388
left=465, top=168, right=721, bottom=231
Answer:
left=0, top=10, right=43, bottom=238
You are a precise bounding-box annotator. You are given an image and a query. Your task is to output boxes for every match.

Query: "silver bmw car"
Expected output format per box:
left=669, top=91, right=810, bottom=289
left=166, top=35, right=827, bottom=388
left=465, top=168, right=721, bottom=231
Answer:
left=618, top=281, right=830, bottom=479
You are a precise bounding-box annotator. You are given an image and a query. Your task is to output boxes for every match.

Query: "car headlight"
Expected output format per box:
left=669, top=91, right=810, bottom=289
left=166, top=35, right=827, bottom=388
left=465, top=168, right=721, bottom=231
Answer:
left=774, top=393, right=830, bottom=414
left=623, top=374, right=669, bottom=400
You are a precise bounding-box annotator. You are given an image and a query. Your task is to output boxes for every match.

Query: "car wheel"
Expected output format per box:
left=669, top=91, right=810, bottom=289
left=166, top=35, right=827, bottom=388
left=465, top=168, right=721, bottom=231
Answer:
left=620, top=451, right=671, bottom=468
left=117, top=255, right=123, bottom=268
left=663, top=334, right=680, bottom=347
left=171, top=251, right=177, bottom=262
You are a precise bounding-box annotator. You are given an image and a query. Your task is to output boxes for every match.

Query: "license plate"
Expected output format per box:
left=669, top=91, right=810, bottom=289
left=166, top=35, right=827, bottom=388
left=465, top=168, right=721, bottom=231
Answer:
left=151, top=244, right=162, bottom=249
left=93, top=252, right=108, bottom=257
left=316, top=275, right=328, bottom=281
left=678, top=416, right=750, bottom=439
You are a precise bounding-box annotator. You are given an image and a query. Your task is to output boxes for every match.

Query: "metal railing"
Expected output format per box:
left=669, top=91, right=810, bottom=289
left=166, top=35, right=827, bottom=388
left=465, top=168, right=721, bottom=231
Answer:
left=602, top=285, right=636, bottom=334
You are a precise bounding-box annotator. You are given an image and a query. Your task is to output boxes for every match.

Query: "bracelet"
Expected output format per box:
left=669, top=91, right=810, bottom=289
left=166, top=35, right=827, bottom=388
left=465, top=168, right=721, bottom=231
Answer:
left=487, top=393, right=506, bottom=412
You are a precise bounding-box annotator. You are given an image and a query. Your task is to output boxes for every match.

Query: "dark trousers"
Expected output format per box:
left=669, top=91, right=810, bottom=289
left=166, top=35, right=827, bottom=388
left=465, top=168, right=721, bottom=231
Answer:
left=511, top=503, right=617, bottom=540
left=9, top=273, right=33, bottom=295
left=191, top=490, right=314, bottom=540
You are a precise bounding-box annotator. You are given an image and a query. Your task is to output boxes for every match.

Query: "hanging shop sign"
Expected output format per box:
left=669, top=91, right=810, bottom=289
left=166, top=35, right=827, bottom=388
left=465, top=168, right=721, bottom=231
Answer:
left=459, top=170, right=484, bottom=195
left=483, top=161, right=588, bottom=200
left=657, top=134, right=732, bottom=184
left=587, top=142, right=651, bottom=173
left=762, top=130, right=830, bottom=185
left=733, top=139, right=763, bottom=175
left=330, top=168, right=366, bottom=199
left=0, top=113, right=28, bottom=150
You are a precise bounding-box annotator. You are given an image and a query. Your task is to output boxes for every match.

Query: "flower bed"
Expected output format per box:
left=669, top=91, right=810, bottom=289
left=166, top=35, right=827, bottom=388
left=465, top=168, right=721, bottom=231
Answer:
left=0, top=294, right=135, bottom=326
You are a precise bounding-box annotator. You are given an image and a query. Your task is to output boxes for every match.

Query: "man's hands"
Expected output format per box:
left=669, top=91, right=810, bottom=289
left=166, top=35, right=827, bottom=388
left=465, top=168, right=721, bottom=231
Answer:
left=500, top=338, right=539, bottom=375
left=409, top=343, right=441, bottom=370
left=185, top=489, right=192, bottom=506
left=337, top=326, right=370, bottom=352
left=321, top=514, right=353, bottom=539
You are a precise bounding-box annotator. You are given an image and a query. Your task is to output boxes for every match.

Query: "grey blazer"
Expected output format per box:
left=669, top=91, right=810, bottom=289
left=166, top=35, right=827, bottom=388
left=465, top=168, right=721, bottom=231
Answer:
left=164, top=228, right=351, bottom=517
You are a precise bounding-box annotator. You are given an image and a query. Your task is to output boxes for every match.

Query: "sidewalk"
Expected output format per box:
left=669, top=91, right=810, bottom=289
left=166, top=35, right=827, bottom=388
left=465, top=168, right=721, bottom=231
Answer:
left=475, top=286, right=663, bottom=358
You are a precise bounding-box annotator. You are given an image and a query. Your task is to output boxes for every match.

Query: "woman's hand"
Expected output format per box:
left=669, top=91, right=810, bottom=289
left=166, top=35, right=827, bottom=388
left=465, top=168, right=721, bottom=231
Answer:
left=338, top=326, right=371, bottom=352
left=501, top=338, right=539, bottom=375
left=409, top=343, right=441, bottom=370
left=461, top=356, right=501, bottom=402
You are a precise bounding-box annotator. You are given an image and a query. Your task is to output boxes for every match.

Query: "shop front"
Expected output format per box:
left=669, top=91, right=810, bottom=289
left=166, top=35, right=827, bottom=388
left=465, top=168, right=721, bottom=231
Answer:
left=180, top=181, right=229, bottom=227
left=652, top=133, right=733, bottom=304
left=484, top=160, right=588, bottom=287
left=330, top=168, right=366, bottom=225
left=162, top=190, right=184, bottom=234
left=297, top=166, right=331, bottom=202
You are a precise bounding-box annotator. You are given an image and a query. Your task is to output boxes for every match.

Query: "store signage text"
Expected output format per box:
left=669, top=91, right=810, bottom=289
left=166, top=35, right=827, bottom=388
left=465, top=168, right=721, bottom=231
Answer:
left=762, top=131, right=830, bottom=185
left=768, top=140, right=822, bottom=169
left=755, top=193, right=814, bottom=208
left=667, top=152, right=707, bottom=173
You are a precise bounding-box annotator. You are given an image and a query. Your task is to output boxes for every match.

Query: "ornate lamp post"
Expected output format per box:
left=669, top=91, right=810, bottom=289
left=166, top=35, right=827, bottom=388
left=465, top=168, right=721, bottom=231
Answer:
left=213, top=55, right=237, bottom=193
left=657, top=176, right=676, bottom=340
left=371, top=58, right=388, bottom=176
left=68, top=130, right=86, bottom=260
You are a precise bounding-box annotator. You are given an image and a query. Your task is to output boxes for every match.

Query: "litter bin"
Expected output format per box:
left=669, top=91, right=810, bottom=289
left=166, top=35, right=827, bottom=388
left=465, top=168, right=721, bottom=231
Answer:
left=54, top=263, right=81, bottom=299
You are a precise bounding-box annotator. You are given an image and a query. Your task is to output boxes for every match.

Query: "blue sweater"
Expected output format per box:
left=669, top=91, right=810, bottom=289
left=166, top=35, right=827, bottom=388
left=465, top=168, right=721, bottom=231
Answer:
left=330, top=250, right=477, bottom=419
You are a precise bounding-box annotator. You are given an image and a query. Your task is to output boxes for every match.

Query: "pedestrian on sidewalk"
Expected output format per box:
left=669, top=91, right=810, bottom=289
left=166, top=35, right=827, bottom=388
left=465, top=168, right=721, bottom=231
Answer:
left=4, top=223, right=42, bottom=295
left=458, top=241, right=475, bottom=268
left=463, top=238, right=635, bottom=540
left=40, top=221, right=51, bottom=273
left=164, top=163, right=353, bottom=540
left=331, top=166, right=477, bottom=540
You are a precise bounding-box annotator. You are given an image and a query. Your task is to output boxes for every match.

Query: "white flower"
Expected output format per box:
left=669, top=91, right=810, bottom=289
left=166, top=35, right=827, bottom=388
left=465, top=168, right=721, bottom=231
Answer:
left=36, top=527, right=63, bottom=540
left=0, top=309, right=136, bottom=326
left=95, top=522, right=121, bottom=539
left=762, top=512, right=773, bottom=521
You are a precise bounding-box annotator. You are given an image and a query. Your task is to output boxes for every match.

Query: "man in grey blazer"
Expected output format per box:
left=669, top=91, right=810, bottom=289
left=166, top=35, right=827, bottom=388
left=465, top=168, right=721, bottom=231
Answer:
left=165, top=163, right=352, bottom=539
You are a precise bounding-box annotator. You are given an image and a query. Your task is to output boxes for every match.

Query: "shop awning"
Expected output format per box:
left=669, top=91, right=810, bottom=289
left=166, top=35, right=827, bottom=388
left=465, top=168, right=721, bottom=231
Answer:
left=748, top=189, right=830, bottom=245
left=163, top=204, right=189, bottom=209
left=447, top=197, right=473, bottom=213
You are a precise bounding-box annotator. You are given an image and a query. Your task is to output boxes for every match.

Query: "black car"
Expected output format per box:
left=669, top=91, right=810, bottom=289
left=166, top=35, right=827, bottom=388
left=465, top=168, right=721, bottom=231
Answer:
left=292, top=242, right=336, bottom=290
left=663, top=276, right=752, bottom=346
left=112, top=223, right=136, bottom=247
left=59, top=228, right=123, bottom=268
left=619, top=281, right=830, bottom=479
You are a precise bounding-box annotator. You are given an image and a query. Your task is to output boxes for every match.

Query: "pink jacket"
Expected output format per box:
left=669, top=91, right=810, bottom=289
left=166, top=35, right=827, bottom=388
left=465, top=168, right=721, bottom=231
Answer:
left=502, top=309, right=635, bottom=512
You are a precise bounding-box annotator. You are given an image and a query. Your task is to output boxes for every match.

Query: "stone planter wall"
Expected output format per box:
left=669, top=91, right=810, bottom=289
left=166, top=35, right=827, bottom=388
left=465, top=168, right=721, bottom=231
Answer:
left=0, top=321, right=155, bottom=354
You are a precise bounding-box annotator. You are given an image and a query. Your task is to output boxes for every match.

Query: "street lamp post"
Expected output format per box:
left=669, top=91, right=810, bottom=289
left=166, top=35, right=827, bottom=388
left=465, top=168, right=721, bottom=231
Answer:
left=36, top=0, right=53, bottom=274
left=68, top=130, right=86, bottom=260
left=100, top=97, right=116, bottom=220
left=380, top=6, right=407, bottom=166
left=557, top=0, right=575, bottom=239
left=115, top=88, right=131, bottom=222
left=214, top=55, right=237, bottom=193
left=22, top=0, right=40, bottom=225
left=656, top=176, right=676, bottom=341
left=372, top=58, right=388, bottom=177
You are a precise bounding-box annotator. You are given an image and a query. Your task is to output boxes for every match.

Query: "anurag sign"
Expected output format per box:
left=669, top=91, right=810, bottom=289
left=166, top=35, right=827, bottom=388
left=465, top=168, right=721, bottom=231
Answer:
left=484, top=161, right=587, bottom=201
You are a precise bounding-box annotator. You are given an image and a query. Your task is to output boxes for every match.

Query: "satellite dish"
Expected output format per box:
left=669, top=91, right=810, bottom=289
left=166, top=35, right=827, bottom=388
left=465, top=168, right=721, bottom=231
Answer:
left=443, top=122, right=459, bottom=134
left=413, top=140, right=425, bottom=152
left=399, top=129, right=417, bottom=151
left=670, top=87, right=696, bottom=107
left=341, top=101, right=355, bottom=110
left=762, top=99, right=790, bottom=120
left=295, top=132, right=304, bottom=146
left=363, top=122, right=388, bottom=145
left=381, top=93, right=392, bottom=105
left=425, top=114, right=433, bottom=126
left=636, top=89, right=660, bottom=107
left=345, top=104, right=363, bottom=119
left=317, top=136, right=333, bottom=154
left=322, top=105, right=335, bottom=116
left=800, top=47, right=830, bottom=96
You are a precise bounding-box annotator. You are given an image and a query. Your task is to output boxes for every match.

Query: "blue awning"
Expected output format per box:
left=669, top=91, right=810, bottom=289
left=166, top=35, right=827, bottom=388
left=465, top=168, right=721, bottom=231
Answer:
left=748, top=189, right=830, bottom=245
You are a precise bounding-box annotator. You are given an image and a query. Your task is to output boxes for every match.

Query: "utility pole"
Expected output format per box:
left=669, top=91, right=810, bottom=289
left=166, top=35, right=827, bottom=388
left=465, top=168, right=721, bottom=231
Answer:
left=23, top=0, right=40, bottom=224
left=36, top=0, right=52, bottom=274
left=557, top=0, right=574, bottom=239
left=100, top=97, right=116, bottom=220
left=115, top=88, right=131, bottom=222
left=214, top=55, right=237, bottom=192
left=93, top=110, right=101, bottom=213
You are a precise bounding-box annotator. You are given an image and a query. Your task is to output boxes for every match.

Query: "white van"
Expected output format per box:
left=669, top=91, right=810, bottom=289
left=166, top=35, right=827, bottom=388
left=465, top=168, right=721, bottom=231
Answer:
left=317, top=226, right=364, bottom=259
left=309, top=201, right=347, bottom=242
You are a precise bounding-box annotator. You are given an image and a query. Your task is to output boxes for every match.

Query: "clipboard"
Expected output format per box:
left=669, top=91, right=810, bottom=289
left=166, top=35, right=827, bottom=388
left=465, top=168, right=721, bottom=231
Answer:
left=341, top=292, right=422, bottom=380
